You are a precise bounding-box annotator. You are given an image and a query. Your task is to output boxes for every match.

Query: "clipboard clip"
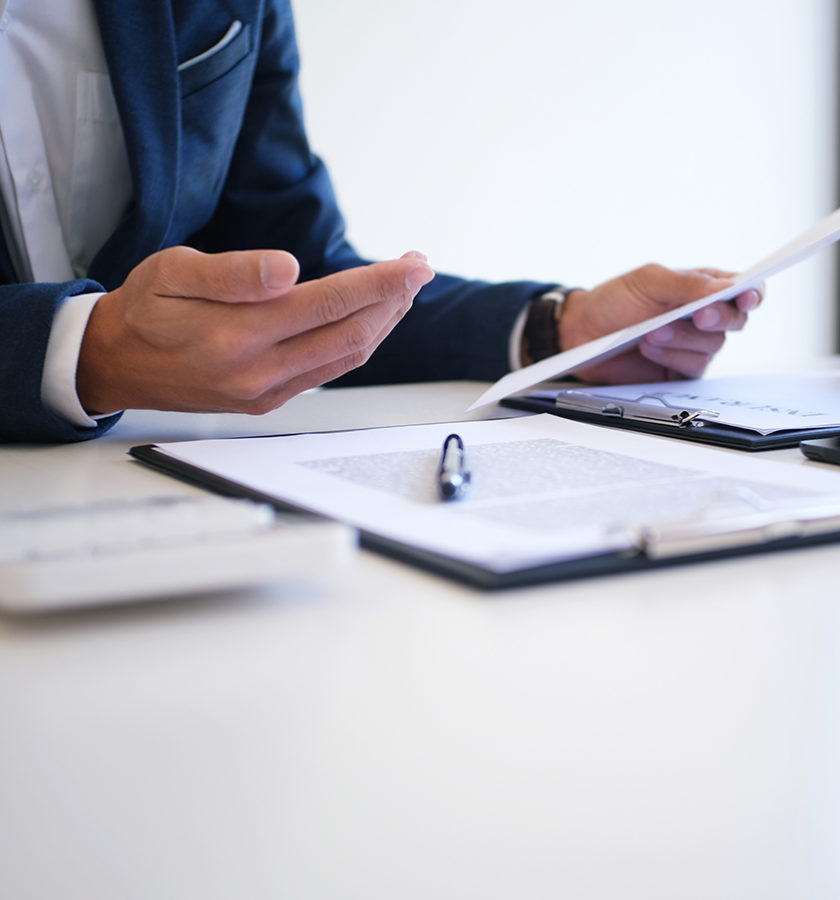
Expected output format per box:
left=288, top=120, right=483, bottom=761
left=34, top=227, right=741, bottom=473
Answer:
left=635, top=491, right=840, bottom=559
left=554, top=390, right=720, bottom=429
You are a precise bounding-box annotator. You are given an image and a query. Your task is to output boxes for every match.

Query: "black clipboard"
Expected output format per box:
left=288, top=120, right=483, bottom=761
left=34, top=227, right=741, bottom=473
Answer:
left=130, top=433, right=840, bottom=591
left=501, top=388, right=840, bottom=451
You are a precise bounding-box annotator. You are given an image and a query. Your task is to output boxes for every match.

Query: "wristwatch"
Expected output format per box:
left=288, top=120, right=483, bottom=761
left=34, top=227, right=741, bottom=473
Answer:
left=522, top=286, right=580, bottom=363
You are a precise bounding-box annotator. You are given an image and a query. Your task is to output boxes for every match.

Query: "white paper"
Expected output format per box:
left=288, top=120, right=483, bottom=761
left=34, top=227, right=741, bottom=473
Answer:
left=543, top=371, right=840, bottom=435
left=150, top=414, right=840, bottom=576
left=468, top=206, right=840, bottom=411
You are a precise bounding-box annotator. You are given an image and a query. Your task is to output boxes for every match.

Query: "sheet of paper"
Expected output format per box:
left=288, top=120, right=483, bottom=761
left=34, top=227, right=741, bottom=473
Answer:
left=541, top=371, right=840, bottom=434
left=150, top=414, right=840, bottom=575
left=468, top=206, right=840, bottom=412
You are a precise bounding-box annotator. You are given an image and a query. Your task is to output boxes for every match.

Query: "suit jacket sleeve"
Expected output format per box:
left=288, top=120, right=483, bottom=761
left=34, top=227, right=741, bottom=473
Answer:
left=0, top=277, right=122, bottom=443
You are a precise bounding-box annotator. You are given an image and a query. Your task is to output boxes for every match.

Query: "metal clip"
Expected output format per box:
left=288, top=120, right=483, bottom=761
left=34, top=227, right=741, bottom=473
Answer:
left=554, top=390, right=720, bottom=429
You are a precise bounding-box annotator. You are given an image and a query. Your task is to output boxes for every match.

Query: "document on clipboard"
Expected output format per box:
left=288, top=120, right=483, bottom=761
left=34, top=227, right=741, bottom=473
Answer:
left=501, top=372, right=840, bottom=450
left=469, top=205, right=840, bottom=412
left=130, top=414, right=840, bottom=589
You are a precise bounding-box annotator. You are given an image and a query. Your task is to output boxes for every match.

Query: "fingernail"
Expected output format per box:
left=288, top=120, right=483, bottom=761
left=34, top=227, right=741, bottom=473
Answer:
left=696, top=307, right=719, bottom=328
left=739, top=289, right=761, bottom=311
left=260, top=253, right=295, bottom=289
left=402, top=250, right=429, bottom=263
left=650, top=325, right=674, bottom=344
left=405, top=264, right=434, bottom=294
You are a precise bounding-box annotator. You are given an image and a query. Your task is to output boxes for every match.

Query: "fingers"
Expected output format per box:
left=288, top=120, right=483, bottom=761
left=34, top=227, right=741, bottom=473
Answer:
left=186, top=254, right=433, bottom=410
left=145, top=247, right=434, bottom=327
left=692, top=285, right=763, bottom=331
left=639, top=263, right=765, bottom=346
left=565, top=263, right=765, bottom=386
left=638, top=342, right=719, bottom=379
left=227, top=295, right=412, bottom=408
left=639, top=346, right=717, bottom=379
left=168, top=254, right=433, bottom=408
left=250, top=254, right=434, bottom=343
left=692, top=301, right=747, bottom=331
left=225, top=257, right=435, bottom=411
left=628, top=264, right=734, bottom=310
left=735, top=284, right=764, bottom=312
left=691, top=269, right=765, bottom=314
left=694, top=267, right=736, bottom=279
left=640, top=319, right=726, bottom=378
left=148, top=246, right=301, bottom=303
left=238, top=316, right=406, bottom=414
left=644, top=318, right=725, bottom=354
left=632, top=265, right=765, bottom=322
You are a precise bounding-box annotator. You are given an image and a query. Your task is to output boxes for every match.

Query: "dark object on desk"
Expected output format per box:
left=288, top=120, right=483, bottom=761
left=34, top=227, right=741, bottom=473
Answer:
left=800, top=437, right=840, bottom=465
left=502, top=388, right=840, bottom=451
left=437, top=433, right=471, bottom=501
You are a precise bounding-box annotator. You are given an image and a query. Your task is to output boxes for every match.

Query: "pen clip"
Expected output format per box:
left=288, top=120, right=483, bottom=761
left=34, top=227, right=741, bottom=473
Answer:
left=554, top=389, right=720, bottom=429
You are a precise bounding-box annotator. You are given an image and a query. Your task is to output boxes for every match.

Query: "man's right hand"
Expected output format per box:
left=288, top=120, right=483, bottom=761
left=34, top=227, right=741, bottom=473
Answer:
left=76, top=246, right=434, bottom=415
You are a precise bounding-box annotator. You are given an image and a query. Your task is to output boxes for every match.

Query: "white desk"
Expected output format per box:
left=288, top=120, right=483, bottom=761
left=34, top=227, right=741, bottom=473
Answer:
left=2, top=381, right=839, bottom=900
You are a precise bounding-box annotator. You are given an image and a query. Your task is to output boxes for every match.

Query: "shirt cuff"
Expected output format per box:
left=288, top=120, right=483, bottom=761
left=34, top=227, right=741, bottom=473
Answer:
left=508, top=303, right=530, bottom=370
left=41, top=291, right=109, bottom=428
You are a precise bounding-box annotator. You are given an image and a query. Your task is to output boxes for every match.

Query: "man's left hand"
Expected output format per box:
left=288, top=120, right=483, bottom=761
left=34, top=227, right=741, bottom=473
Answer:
left=558, top=264, right=763, bottom=384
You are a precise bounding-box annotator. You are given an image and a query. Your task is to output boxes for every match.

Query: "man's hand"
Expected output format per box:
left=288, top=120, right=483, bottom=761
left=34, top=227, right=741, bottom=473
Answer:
left=558, top=264, right=763, bottom=384
left=76, top=246, right=434, bottom=415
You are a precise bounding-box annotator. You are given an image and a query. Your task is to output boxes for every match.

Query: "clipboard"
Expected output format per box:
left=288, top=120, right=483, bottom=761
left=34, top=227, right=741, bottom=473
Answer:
left=501, top=387, right=840, bottom=451
left=128, top=414, right=840, bottom=590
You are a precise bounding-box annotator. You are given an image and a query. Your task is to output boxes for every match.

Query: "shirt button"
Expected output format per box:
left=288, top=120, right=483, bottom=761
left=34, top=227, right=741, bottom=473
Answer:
left=28, top=171, right=43, bottom=189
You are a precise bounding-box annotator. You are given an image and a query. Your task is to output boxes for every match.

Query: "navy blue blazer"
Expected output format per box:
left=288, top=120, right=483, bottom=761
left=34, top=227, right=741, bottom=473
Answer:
left=0, top=0, right=550, bottom=442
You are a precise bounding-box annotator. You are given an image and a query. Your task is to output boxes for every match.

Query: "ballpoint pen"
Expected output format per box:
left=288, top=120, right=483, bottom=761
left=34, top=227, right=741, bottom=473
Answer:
left=437, top=433, right=471, bottom=501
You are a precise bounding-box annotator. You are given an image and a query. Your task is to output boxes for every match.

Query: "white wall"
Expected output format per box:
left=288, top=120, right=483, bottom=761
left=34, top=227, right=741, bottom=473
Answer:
left=293, top=0, right=837, bottom=372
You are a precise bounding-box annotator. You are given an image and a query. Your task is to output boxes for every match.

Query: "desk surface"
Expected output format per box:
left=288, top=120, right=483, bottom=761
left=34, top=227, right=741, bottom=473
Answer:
left=2, top=382, right=839, bottom=900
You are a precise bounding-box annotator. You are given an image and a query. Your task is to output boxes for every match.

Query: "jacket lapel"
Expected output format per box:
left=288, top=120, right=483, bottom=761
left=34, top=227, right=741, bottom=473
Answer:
left=88, top=0, right=180, bottom=288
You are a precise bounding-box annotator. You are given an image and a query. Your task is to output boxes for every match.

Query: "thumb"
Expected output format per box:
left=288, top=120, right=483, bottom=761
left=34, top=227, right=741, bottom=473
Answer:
left=149, top=246, right=301, bottom=303
left=673, top=267, right=735, bottom=302
left=638, top=265, right=734, bottom=310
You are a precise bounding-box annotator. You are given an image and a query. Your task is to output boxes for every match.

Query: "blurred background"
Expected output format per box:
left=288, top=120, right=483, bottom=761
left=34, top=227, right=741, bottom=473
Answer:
left=295, top=0, right=838, bottom=373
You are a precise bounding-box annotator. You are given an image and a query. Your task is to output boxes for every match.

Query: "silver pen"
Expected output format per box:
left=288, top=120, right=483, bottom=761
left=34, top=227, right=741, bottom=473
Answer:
left=437, top=433, right=471, bottom=501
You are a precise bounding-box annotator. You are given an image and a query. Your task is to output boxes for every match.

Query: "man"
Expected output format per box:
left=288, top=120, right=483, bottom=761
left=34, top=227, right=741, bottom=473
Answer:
left=0, top=0, right=760, bottom=443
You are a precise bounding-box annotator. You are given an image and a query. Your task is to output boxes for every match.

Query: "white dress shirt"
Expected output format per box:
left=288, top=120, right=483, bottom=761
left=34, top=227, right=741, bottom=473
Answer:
left=0, top=0, right=131, bottom=426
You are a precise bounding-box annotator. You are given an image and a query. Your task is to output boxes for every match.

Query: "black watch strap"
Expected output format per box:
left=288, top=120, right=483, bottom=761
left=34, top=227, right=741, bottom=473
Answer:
left=523, top=287, right=579, bottom=363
